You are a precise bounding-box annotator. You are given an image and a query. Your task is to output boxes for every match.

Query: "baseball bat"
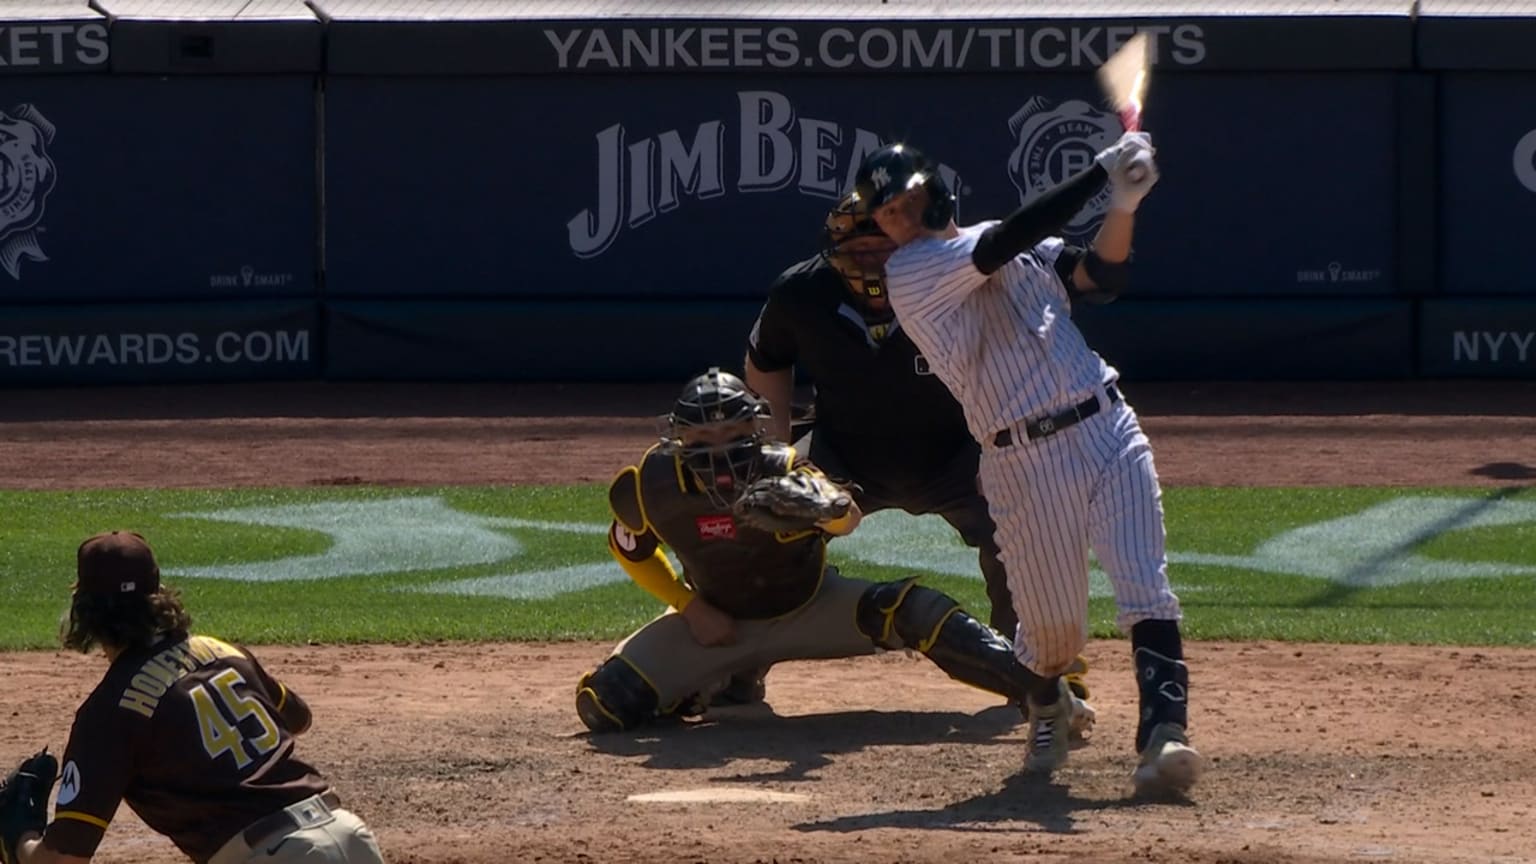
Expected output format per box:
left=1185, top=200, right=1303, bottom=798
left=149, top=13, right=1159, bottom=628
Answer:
left=1097, top=33, right=1153, bottom=183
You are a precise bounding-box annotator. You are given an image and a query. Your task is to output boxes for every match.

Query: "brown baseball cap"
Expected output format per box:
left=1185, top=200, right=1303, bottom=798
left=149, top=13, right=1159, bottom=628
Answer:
left=76, top=531, right=161, bottom=595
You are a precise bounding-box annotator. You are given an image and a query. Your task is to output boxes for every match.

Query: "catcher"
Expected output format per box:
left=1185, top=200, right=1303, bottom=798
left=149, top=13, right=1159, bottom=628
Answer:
left=0, top=531, right=385, bottom=864
left=574, top=367, right=1093, bottom=735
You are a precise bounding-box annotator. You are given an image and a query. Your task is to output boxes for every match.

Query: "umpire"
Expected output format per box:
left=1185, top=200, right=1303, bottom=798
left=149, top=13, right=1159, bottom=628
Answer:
left=744, top=192, right=1018, bottom=638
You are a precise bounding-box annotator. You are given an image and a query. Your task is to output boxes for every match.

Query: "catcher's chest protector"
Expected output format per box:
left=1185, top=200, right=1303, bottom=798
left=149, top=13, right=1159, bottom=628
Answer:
left=637, top=447, right=823, bottom=620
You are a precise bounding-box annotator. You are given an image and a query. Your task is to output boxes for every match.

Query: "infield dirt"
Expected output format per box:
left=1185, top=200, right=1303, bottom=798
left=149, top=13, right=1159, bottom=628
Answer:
left=2, top=380, right=1534, bottom=864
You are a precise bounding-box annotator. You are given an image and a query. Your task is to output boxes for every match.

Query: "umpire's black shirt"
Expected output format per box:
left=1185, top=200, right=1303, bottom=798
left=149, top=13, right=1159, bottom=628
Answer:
left=747, top=255, right=975, bottom=490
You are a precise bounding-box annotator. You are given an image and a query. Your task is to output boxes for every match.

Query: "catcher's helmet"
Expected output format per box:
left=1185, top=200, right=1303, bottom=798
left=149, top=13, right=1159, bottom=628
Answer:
left=665, top=367, right=769, bottom=505
left=822, top=192, right=894, bottom=310
left=853, top=143, right=956, bottom=231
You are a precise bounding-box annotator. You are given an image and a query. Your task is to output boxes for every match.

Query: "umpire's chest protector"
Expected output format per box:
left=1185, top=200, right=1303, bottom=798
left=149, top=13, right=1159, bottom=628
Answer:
left=638, top=448, right=826, bottom=620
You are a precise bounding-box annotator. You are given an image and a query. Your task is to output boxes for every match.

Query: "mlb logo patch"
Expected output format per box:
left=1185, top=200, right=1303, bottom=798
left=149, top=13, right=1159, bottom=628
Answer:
left=695, top=515, right=737, bottom=541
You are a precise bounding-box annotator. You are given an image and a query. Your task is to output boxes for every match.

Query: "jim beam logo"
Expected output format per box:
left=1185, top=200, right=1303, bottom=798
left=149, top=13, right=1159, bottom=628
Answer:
left=0, top=104, right=58, bottom=280
left=1007, top=97, right=1122, bottom=245
left=566, top=91, right=960, bottom=258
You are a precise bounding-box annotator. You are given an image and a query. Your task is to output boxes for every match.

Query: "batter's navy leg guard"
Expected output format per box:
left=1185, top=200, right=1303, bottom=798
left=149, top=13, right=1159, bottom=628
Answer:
left=1132, top=640, right=1190, bottom=751
left=856, top=578, right=1045, bottom=703
left=575, top=656, right=660, bottom=733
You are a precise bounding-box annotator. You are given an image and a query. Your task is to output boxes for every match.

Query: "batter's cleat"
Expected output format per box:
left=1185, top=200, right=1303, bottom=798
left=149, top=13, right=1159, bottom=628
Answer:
left=1132, top=722, right=1206, bottom=797
left=1023, top=678, right=1074, bottom=774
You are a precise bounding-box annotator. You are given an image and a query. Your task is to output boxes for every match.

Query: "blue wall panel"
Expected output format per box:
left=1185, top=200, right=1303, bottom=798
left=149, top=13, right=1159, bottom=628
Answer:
left=1438, top=74, right=1536, bottom=295
left=324, top=72, right=1399, bottom=302
left=0, top=76, right=315, bottom=302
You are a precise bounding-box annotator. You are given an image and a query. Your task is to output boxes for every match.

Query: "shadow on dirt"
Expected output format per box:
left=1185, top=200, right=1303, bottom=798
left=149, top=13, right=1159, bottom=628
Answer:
left=585, top=704, right=1023, bottom=781
left=792, top=769, right=1172, bottom=835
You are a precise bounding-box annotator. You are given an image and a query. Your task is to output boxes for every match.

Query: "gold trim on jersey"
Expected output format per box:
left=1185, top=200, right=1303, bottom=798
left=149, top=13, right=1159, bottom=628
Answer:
left=55, top=810, right=110, bottom=830
left=275, top=681, right=289, bottom=713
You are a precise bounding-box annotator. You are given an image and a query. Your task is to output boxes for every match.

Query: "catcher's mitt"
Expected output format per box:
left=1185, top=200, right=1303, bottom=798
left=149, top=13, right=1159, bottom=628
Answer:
left=733, top=473, right=852, bottom=533
left=0, top=749, right=56, bottom=864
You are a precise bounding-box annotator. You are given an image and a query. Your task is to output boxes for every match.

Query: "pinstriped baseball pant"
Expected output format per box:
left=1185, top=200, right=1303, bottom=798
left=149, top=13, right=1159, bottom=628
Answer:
left=979, top=397, right=1182, bottom=676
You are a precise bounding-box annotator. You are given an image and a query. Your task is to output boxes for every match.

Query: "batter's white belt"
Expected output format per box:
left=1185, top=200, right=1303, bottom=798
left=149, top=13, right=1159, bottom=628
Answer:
left=990, top=384, right=1121, bottom=448
left=209, top=791, right=340, bottom=864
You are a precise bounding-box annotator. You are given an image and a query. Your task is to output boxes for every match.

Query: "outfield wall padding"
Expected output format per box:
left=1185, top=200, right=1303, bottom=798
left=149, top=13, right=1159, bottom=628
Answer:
left=0, top=300, right=319, bottom=386
left=1419, top=298, right=1536, bottom=378
left=324, top=300, right=765, bottom=380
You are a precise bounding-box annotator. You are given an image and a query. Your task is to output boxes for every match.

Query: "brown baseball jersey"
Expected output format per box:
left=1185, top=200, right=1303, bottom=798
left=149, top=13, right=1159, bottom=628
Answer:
left=45, top=634, right=329, bottom=864
left=608, top=442, right=829, bottom=619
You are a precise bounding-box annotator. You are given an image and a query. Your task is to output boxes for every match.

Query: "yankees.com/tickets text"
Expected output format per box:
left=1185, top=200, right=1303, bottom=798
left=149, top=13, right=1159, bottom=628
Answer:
left=543, top=24, right=1206, bottom=71
left=0, top=330, right=310, bottom=368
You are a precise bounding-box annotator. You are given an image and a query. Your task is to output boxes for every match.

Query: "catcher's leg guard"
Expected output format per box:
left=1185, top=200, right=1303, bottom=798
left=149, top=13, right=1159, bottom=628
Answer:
left=575, top=656, right=660, bottom=733
left=856, top=578, right=1046, bottom=704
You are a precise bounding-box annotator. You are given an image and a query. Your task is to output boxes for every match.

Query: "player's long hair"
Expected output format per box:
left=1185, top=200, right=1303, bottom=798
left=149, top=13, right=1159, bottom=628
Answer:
left=60, top=586, right=192, bottom=654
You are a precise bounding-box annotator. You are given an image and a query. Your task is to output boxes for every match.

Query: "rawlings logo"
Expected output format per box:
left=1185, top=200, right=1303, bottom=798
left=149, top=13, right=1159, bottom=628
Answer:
left=1007, top=97, right=1122, bottom=244
left=695, top=514, right=736, bottom=541
left=0, top=104, right=58, bottom=280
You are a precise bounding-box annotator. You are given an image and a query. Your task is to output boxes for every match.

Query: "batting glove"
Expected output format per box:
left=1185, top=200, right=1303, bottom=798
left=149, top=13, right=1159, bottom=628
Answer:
left=1095, top=132, right=1159, bottom=213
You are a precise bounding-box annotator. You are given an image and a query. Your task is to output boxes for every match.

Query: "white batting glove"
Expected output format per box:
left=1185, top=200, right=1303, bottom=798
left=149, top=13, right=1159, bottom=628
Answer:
left=1095, top=131, right=1159, bottom=213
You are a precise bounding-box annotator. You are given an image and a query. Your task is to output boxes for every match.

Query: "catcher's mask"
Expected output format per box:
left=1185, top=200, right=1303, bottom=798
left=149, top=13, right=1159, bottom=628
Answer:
left=822, top=192, right=897, bottom=320
left=663, top=367, right=769, bottom=506
left=853, top=143, right=956, bottom=231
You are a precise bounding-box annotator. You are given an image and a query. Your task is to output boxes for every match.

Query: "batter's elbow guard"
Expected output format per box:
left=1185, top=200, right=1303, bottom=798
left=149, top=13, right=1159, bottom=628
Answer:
left=1078, top=250, right=1128, bottom=304
left=575, top=656, right=661, bottom=733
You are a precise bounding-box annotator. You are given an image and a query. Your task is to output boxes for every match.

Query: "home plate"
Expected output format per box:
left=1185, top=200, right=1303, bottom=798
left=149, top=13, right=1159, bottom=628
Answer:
left=627, top=788, right=810, bottom=804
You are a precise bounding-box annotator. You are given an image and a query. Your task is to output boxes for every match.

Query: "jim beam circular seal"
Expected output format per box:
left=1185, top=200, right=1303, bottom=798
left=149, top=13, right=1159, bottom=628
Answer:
left=1006, top=97, right=1123, bottom=243
left=0, top=104, right=58, bottom=280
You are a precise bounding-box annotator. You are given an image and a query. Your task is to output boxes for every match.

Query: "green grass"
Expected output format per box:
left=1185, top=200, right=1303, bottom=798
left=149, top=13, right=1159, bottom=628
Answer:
left=2, top=485, right=1533, bottom=650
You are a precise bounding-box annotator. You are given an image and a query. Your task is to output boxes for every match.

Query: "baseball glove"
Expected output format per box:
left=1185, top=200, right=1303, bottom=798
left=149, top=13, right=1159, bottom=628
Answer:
left=733, top=473, right=852, bottom=533
left=0, top=749, right=56, bottom=864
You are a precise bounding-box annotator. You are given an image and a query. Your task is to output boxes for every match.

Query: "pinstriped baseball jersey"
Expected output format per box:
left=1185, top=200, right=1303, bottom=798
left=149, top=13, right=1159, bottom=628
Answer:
left=883, top=223, right=1116, bottom=443
left=883, top=220, right=1181, bottom=676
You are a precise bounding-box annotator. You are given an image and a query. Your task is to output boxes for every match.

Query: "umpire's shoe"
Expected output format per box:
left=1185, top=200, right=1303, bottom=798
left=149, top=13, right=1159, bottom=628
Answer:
left=1023, top=678, right=1074, bottom=774
left=1133, top=722, right=1206, bottom=796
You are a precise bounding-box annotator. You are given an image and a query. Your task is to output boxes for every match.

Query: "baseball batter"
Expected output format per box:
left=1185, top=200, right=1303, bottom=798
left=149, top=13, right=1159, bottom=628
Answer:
left=2, top=531, right=384, bottom=864
left=574, top=368, right=1090, bottom=734
left=851, top=135, right=1205, bottom=795
left=743, top=192, right=1093, bottom=706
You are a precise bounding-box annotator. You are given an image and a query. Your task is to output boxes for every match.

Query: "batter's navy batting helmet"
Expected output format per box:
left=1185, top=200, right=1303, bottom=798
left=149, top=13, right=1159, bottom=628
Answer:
left=664, top=367, right=769, bottom=505
left=853, top=143, right=956, bottom=231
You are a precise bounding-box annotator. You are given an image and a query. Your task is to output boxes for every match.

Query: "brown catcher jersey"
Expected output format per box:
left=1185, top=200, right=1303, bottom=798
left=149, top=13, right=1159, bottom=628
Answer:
left=44, top=634, right=328, bottom=863
left=616, top=442, right=829, bottom=619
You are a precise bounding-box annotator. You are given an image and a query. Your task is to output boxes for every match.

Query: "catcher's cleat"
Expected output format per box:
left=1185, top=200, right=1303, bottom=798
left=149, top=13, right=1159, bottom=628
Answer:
left=1023, top=678, right=1074, bottom=774
left=1132, top=722, right=1206, bottom=796
left=709, top=671, right=768, bottom=707
left=1064, top=654, right=1091, bottom=701
left=1068, top=693, right=1097, bottom=742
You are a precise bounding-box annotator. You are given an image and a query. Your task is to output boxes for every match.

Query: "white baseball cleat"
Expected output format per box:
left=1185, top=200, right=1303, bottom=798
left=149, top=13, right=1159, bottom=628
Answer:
left=1023, top=678, right=1075, bottom=774
left=1132, top=722, right=1206, bottom=796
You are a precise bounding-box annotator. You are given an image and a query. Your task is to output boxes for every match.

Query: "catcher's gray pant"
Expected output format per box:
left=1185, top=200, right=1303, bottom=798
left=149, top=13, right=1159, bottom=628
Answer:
left=611, top=566, right=880, bottom=709
left=208, top=795, right=385, bottom=864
